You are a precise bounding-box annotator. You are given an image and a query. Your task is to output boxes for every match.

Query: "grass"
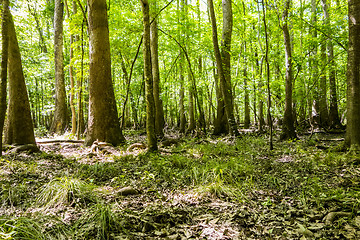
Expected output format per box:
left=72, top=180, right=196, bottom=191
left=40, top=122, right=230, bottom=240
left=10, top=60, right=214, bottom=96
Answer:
left=1, top=132, right=360, bottom=238
left=36, top=176, right=97, bottom=208
left=0, top=216, right=68, bottom=240
left=73, top=203, right=122, bottom=240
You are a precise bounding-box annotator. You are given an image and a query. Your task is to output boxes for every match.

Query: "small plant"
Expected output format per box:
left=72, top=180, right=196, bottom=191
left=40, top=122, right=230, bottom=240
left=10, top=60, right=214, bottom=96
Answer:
left=1, top=182, right=29, bottom=207
left=0, top=216, right=69, bottom=240
left=74, top=203, right=122, bottom=240
left=37, top=176, right=96, bottom=208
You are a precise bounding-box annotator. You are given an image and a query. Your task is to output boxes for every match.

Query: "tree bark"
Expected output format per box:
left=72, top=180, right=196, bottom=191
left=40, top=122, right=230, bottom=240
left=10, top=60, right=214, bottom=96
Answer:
left=244, top=43, right=250, bottom=129
left=321, top=0, right=341, bottom=129
left=178, top=0, right=186, bottom=134
left=85, top=0, right=125, bottom=146
left=187, top=78, right=196, bottom=133
left=77, top=20, right=86, bottom=139
left=140, top=0, right=157, bottom=151
left=262, top=0, right=273, bottom=150
left=345, top=0, right=360, bottom=147
left=66, top=0, right=77, bottom=136
left=319, top=39, right=329, bottom=128
left=280, top=0, right=297, bottom=140
left=0, top=0, right=10, bottom=155
left=4, top=10, right=37, bottom=146
left=208, top=0, right=239, bottom=136
left=213, top=66, right=228, bottom=135
left=50, top=0, right=68, bottom=134
left=150, top=4, right=165, bottom=138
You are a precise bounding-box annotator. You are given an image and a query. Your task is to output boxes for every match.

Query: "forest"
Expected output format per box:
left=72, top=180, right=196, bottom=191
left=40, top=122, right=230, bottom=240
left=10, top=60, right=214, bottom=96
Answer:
left=0, top=0, right=360, bottom=239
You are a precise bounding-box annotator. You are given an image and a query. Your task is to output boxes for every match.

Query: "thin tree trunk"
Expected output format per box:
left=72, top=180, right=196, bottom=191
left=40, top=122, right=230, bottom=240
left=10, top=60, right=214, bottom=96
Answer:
left=208, top=0, right=239, bottom=136
left=150, top=4, right=165, bottom=137
left=244, top=44, right=250, bottom=129
left=27, top=1, right=48, bottom=53
left=213, top=65, right=228, bottom=135
left=321, top=0, right=341, bottom=129
left=262, top=0, right=273, bottom=150
left=65, top=0, right=77, bottom=136
left=319, top=39, right=329, bottom=128
left=140, top=0, right=157, bottom=151
left=51, top=0, right=68, bottom=134
left=178, top=0, right=186, bottom=134
left=77, top=20, right=85, bottom=139
left=280, top=0, right=297, bottom=140
left=310, top=0, right=319, bottom=126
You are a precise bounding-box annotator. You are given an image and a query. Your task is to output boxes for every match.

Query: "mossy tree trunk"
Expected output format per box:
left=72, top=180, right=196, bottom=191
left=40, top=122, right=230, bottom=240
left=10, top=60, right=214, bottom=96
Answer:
left=50, top=0, right=68, bottom=134
left=345, top=0, right=360, bottom=147
left=140, top=0, right=157, bottom=151
left=85, top=0, right=125, bottom=146
left=4, top=10, right=36, bottom=146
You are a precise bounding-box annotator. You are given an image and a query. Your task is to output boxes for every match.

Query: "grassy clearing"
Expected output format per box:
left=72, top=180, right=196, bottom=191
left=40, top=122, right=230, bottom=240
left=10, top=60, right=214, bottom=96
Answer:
left=1, top=132, right=360, bottom=239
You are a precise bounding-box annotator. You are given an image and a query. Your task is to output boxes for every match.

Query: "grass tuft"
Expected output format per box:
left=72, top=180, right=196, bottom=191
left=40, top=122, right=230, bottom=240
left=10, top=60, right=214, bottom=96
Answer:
left=36, top=176, right=96, bottom=208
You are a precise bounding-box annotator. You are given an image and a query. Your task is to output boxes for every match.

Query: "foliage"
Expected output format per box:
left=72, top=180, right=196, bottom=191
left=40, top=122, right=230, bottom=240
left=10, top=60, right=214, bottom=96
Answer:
left=36, top=176, right=97, bottom=208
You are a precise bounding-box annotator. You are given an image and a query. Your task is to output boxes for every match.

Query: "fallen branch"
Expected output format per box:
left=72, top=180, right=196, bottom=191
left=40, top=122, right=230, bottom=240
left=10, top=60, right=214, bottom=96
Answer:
left=37, top=140, right=85, bottom=144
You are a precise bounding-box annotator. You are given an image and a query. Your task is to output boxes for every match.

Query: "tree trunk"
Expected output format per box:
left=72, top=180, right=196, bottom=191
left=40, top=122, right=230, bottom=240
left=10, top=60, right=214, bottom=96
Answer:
left=213, top=66, right=228, bottom=135
left=66, top=0, right=77, bottom=136
left=140, top=0, right=157, bottom=151
left=150, top=6, right=165, bottom=138
left=85, top=0, right=125, bottom=146
left=187, top=81, right=196, bottom=133
left=178, top=0, right=186, bottom=134
left=319, top=39, right=329, bottom=128
left=321, top=0, right=341, bottom=129
left=310, top=0, right=319, bottom=126
left=50, top=0, right=68, bottom=134
left=4, top=10, right=37, bottom=146
left=262, top=0, right=273, bottom=150
left=77, top=20, right=86, bottom=139
left=208, top=0, right=239, bottom=136
left=280, top=0, right=297, bottom=140
left=244, top=47, right=250, bottom=129
left=345, top=0, right=360, bottom=147
left=0, top=0, right=10, bottom=155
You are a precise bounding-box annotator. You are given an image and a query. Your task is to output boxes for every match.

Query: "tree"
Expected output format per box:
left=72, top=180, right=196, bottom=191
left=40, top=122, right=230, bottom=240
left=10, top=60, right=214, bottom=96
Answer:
left=85, top=0, right=125, bottom=146
left=178, top=0, right=186, bottom=134
left=208, top=0, right=239, bottom=136
left=50, top=0, right=68, bottom=134
left=64, top=0, right=77, bottom=136
left=150, top=0, right=165, bottom=138
left=280, top=0, right=296, bottom=140
left=140, top=0, right=158, bottom=151
left=345, top=0, right=360, bottom=147
left=321, top=0, right=341, bottom=129
left=4, top=9, right=37, bottom=147
left=0, top=0, right=10, bottom=156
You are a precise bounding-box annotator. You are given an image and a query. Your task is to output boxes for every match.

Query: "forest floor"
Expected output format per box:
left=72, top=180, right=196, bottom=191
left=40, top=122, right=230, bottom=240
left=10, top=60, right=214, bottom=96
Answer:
left=1, top=129, right=360, bottom=239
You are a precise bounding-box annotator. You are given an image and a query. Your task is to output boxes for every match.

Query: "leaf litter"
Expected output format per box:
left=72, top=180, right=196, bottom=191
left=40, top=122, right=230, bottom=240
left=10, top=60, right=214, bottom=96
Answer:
left=0, top=132, right=360, bottom=239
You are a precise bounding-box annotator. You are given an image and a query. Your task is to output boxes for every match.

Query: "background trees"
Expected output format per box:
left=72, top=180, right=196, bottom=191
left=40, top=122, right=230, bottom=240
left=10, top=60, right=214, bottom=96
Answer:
left=3, top=0, right=350, bottom=144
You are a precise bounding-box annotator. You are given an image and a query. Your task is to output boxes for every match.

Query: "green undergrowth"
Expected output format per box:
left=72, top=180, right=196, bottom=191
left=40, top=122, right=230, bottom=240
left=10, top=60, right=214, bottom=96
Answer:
left=1, top=133, right=360, bottom=238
